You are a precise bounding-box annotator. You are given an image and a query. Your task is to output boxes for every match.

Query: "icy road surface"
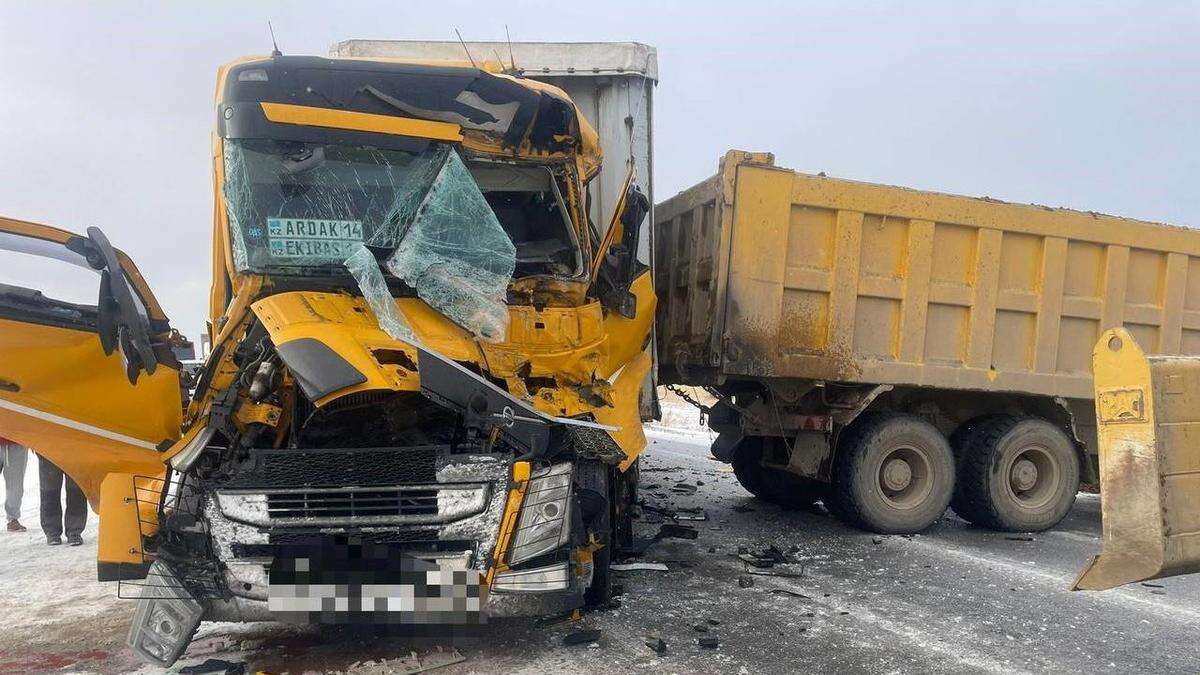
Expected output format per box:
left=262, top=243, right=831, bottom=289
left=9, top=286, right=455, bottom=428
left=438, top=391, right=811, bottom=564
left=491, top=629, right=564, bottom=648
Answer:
left=2, top=430, right=1199, bottom=674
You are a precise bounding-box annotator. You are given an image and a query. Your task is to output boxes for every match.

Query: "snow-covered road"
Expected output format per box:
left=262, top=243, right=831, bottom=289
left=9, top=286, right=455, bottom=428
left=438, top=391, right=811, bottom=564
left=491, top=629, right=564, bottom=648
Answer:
left=2, top=428, right=1199, bottom=674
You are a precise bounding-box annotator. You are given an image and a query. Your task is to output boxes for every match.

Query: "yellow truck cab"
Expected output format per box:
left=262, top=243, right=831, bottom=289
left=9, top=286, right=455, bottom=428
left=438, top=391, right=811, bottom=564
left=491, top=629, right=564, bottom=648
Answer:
left=0, top=54, right=654, bottom=666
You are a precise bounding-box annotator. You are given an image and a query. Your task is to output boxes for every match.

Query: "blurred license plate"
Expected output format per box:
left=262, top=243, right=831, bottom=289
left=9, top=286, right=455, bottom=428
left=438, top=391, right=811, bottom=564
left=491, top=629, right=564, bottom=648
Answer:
left=267, top=543, right=484, bottom=625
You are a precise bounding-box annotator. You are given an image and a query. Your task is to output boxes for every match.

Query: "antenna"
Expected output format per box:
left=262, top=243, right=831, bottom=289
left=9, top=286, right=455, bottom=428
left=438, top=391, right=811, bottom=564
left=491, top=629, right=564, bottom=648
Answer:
left=268, top=21, right=281, bottom=57
left=505, top=25, right=518, bottom=72
left=454, top=29, right=477, bottom=68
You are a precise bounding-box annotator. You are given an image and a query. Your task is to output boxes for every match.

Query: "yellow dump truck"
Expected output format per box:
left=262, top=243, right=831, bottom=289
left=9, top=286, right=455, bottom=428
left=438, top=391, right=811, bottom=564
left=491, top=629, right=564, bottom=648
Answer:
left=0, top=53, right=654, bottom=666
left=656, top=150, right=1200, bottom=535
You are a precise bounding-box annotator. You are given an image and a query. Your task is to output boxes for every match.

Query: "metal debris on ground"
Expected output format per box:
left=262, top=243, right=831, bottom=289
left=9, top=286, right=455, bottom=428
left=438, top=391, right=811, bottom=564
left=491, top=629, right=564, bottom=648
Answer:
left=738, top=575, right=755, bottom=588
left=1005, top=535, right=1035, bottom=542
left=744, top=566, right=806, bottom=579
left=693, top=624, right=709, bottom=632
left=675, top=507, right=708, bottom=521
left=737, top=543, right=790, bottom=568
left=670, top=482, right=699, bottom=495
left=769, top=588, right=812, bottom=599
left=1141, top=582, right=1165, bottom=588
left=612, top=562, right=670, bottom=572
left=698, top=637, right=720, bottom=649
left=343, top=649, right=467, bottom=674
left=645, top=637, right=668, bottom=655
left=563, top=629, right=602, bottom=646
left=178, top=659, right=246, bottom=675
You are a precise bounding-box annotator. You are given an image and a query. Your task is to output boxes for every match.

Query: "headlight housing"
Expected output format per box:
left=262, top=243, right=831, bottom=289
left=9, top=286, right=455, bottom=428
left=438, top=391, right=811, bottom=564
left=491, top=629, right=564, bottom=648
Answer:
left=507, top=462, right=572, bottom=565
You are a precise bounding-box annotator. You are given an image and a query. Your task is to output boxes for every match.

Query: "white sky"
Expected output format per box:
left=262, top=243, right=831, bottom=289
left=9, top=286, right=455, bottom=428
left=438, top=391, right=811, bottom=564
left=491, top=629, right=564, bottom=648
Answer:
left=1, top=1, right=1197, bottom=342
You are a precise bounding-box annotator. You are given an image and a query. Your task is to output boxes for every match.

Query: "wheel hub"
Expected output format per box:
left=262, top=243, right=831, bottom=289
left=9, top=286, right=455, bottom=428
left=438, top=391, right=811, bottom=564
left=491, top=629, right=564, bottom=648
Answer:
left=1010, top=458, right=1039, bottom=492
left=881, top=458, right=913, bottom=491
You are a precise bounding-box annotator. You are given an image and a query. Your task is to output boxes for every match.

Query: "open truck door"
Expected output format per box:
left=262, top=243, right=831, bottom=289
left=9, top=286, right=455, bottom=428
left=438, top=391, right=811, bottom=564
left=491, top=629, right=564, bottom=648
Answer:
left=0, top=216, right=182, bottom=578
left=1074, top=328, right=1200, bottom=590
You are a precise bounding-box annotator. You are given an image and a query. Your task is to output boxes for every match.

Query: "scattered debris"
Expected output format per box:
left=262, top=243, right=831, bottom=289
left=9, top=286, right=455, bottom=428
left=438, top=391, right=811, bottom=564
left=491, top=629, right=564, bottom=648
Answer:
left=698, top=637, right=720, bottom=649
left=658, top=523, right=699, bottom=540
left=645, top=637, right=668, bottom=655
left=1141, top=582, right=1165, bottom=588
left=769, top=588, right=812, bottom=599
left=872, top=536, right=883, bottom=545
left=707, top=618, right=721, bottom=625
left=693, top=624, right=709, bottom=632
left=612, top=562, right=669, bottom=572
left=178, top=659, right=246, bottom=675
left=563, top=629, right=602, bottom=646
left=671, top=482, right=699, bottom=495
left=1005, top=535, right=1035, bottom=542
left=739, top=575, right=755, bottom=588
left=342, top=649, right=467, bottom=674
left=675, top=507, right=708, bottom=521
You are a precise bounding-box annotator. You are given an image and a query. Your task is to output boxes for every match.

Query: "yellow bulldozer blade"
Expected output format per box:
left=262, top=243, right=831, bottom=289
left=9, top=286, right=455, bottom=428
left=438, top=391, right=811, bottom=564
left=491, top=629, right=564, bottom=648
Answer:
left=1073, top=328, right=1200, bottom=590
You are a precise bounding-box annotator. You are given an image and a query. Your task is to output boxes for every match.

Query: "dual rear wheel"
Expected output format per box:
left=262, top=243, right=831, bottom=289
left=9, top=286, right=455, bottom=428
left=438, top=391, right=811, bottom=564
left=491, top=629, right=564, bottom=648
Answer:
left=729, top=413, right=1080, bottom=534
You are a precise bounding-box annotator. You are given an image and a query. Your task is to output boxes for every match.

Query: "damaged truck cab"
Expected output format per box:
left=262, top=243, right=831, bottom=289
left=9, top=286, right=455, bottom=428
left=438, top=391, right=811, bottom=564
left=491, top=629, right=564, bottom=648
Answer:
left=0, top=54, right=654, bottom=667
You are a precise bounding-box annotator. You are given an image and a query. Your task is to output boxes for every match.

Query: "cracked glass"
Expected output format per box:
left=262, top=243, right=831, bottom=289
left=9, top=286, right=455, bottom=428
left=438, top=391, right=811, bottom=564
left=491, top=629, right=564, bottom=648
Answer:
left=223, top=140, right=526, bottom=342
left=383, top=149, right=516, bottom=342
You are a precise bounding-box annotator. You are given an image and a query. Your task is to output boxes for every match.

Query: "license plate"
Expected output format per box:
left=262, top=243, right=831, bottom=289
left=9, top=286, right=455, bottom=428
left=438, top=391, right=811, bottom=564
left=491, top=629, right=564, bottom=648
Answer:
left=265, top=217, right=363, bottom=259
left=267, top=545, right=485, bottom=625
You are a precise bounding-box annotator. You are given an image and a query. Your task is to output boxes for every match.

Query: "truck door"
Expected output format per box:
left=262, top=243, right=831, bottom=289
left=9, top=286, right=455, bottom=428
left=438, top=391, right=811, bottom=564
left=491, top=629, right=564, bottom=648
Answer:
left=0, top=217, right=181, bottom=507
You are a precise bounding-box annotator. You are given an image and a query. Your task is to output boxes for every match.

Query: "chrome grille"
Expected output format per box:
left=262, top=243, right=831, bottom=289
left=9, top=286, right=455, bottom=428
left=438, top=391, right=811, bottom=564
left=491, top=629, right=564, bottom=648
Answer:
left=267, top=487, right=439, bottom=520
left=215, top=484, right=490, bottom=527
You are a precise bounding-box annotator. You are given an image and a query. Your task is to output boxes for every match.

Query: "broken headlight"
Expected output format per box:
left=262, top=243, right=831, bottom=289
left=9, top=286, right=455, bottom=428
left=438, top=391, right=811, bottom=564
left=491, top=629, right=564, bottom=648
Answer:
left=507, top=462, right=572, bottom=566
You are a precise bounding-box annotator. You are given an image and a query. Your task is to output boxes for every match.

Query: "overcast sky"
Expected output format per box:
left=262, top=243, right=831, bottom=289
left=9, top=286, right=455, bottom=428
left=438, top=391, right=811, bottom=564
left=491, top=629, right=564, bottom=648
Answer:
left=1, top=1, right=1197, bottom=342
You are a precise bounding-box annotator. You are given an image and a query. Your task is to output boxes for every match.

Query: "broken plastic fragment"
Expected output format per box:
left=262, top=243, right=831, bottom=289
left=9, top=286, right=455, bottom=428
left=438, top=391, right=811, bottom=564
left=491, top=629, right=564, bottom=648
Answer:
left=384, top=149, right=516, bottom=342
left=343, top=244, right=414, bottom=342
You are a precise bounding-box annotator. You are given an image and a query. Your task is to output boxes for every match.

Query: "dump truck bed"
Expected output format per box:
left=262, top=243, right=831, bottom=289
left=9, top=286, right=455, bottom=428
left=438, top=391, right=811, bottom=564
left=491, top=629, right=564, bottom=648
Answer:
left=655, top=150, right=1200, bottom=400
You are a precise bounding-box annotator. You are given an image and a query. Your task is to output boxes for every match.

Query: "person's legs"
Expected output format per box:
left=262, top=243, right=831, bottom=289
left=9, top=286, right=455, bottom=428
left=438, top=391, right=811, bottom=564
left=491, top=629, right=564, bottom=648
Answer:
left=64, top=475, right=86, bottom=543
left=2, top=445, right=27, bottom=527
left=38, top=456, right=64, bottom=542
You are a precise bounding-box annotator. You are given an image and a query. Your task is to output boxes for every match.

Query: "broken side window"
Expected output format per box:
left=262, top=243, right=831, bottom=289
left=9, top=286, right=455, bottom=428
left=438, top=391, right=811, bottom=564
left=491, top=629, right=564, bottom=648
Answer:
left=384, top=150, right=516, bottom=342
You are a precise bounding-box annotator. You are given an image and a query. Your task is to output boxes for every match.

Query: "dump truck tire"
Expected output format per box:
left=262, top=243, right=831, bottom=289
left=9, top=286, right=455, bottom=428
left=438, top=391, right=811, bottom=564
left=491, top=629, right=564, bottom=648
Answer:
left=952, top=416, right=1079, bottom=532
left=730, top=436, right=826, bottom=508
left=831, top=414, right=955, bottom=534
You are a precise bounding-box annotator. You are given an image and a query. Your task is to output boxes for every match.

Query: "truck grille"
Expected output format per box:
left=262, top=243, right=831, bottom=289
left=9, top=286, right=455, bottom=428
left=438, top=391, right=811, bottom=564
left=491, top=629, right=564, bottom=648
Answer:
left=215, top=484, right=490, bottom=528
left=266, top=487, right=439, bottom=520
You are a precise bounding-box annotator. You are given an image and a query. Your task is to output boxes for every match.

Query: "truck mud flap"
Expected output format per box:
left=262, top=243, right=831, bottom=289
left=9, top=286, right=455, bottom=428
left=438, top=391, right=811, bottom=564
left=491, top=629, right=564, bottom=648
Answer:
left=1073, top=328, right=1200, bottom=590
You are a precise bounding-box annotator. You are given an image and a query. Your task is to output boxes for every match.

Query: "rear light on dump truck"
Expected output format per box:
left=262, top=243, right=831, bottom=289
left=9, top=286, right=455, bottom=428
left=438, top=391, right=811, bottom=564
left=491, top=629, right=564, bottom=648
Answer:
left=507, top=462, right=572, bottom=565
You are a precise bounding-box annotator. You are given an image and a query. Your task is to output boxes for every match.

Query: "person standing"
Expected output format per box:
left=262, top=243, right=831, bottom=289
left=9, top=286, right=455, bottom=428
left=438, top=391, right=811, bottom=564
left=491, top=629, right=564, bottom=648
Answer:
left=39, top=455, right=85, bottom=546
left=0, top=437, right=27, bottom=532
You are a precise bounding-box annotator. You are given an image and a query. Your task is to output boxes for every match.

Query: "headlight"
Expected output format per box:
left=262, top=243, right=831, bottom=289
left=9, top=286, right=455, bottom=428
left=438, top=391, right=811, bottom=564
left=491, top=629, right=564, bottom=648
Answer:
left=507, top=462, right=572, bottom=565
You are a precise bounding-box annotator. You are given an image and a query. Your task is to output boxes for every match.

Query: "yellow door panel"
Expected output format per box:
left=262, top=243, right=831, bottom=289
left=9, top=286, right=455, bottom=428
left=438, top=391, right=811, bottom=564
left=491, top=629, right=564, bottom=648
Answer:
left=0, top=319, right=180, bottom=507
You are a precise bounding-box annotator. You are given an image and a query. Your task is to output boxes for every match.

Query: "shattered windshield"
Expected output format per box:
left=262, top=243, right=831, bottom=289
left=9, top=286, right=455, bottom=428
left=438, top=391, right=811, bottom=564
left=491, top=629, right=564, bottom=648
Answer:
left=222, top=140, right=582, bottom=278
left=223, top=139, right=576, bottom=341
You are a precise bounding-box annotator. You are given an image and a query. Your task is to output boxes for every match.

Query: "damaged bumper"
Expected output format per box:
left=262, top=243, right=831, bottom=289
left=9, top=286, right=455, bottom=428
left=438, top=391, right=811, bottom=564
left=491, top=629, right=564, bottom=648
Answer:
left=192, top=448, right=583, bottom=624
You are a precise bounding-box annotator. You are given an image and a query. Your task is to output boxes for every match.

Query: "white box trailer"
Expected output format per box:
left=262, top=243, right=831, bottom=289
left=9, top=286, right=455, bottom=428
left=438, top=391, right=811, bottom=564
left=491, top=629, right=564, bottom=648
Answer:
left=330, top=40, right=661, bottom=416
left=330, top=40, right=657, bottom=261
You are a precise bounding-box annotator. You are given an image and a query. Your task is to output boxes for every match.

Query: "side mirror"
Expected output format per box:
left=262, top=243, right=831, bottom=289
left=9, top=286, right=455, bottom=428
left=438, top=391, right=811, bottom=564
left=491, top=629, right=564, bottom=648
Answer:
left=595, top=184, right=649, bottom=319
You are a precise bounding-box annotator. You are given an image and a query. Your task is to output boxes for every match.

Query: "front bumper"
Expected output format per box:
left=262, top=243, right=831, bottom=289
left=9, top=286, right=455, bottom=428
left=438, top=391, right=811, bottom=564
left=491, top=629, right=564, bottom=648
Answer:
left=196, top=447, right=581, bottom=622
